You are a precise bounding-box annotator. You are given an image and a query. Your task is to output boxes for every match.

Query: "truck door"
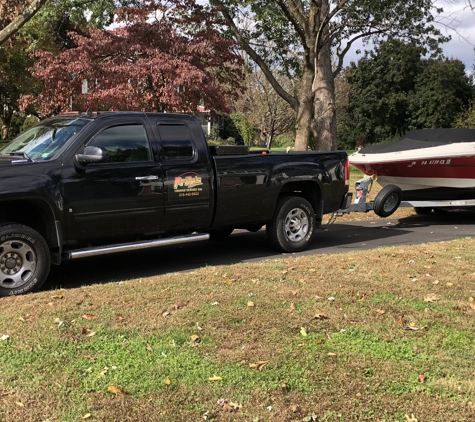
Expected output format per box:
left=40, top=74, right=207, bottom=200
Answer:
left=152, top=119, right=213, bottom=231
left=62, top=119, right=164, bottom=242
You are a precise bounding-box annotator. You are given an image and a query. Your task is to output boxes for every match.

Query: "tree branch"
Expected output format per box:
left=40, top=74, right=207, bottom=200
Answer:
left=215, top=1, right=299, bottom=111
left=0, top=0, right=48, bottom=46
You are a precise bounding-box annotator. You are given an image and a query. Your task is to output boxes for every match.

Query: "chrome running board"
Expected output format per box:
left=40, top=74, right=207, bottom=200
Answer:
left=63, top=233, right=210, bottom=260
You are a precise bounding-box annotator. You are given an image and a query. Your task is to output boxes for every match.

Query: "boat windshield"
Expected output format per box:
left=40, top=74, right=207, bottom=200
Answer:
left=0, top=118, right=90, bottom=161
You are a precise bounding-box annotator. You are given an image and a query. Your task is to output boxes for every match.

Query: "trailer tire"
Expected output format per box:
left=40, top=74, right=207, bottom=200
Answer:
left=0, top=224, right=50, bottom=297
left=414, top=207, right=432, bottom=215
left=266, top=196, right=315, bottom=253
left=373, top=185, right=402, bottom=217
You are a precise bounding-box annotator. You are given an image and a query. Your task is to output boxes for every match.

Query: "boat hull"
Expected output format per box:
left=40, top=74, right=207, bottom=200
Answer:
left=349, top=147, right=475, bottom=201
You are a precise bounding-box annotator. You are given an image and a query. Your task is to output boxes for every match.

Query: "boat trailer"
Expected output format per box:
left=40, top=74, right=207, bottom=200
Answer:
left=335, top=176, right=475, bottom=219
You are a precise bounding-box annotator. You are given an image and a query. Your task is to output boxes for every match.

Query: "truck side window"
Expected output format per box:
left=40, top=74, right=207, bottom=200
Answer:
left=157, top=123, right=194, bottom=161
left=88, top=124, right=151, bottom=163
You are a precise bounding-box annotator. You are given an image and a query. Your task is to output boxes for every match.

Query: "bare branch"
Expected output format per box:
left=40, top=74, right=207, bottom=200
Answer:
left=215, top=1, right=299, bottom=111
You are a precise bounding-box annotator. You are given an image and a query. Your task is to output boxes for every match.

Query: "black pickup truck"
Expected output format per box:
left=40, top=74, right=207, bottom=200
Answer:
left=0, top=111, right=349, bottom=296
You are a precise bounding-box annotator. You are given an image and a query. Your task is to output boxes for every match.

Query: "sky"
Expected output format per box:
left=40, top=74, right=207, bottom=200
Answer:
left=435, top=0, right=475, bottom=71
left=344, top=1, right=475, bottom=73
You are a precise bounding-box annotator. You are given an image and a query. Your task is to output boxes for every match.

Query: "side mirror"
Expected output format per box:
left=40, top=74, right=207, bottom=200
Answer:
left=75, top=146, right=109, bottom=165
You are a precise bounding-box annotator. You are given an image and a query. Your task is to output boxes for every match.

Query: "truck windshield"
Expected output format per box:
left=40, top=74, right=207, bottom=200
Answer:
left=0, top=118, right=89, bottom=160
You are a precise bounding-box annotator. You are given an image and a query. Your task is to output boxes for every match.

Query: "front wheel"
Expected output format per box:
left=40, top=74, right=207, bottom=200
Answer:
left=0, top=224, right=51, bottom=297
left=373, top=185, right=402, bottom=217
left=266, top=196, right=315, bottom=253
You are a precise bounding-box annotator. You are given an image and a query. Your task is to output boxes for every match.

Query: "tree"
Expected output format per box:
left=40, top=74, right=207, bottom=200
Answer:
left=22, top=0, right=243, bottom=116
left=0, top=43, right=39, bottom=139
left=341, top=40, right=473, bottom=146
left=210, top=0, right=449, bottom=151
left=409, top=58, right=473, bottom=128
left=233, top=67, right=295, bottom=148
left=0, top=0, right=48, bottom=46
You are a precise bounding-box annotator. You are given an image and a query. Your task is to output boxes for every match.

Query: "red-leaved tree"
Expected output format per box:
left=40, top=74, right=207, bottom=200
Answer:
left=23, top=0, right=243, bottom=116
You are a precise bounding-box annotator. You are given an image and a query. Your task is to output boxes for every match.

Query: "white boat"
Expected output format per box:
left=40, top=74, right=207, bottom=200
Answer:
left=348, top=128, right=475, bottom=201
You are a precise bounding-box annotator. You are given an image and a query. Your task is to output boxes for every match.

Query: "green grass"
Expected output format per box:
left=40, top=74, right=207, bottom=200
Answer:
left=2, top=239, right=475, bottom=421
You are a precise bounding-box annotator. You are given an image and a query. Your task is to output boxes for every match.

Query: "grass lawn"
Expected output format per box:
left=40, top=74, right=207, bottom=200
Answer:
left=1, top=164, right=474, bottom=421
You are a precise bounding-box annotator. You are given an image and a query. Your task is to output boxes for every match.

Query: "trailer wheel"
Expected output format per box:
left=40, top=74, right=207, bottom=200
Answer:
left=266, top=196, right=315, bottom=252
left=0, top=224, right=51, bottom=297
left=414, top=207, right=432, bottom=215
left=373, top=185, right=402, bottom=217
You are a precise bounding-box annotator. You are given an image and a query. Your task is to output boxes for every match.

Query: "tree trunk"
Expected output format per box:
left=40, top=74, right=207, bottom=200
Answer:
left=294, top=66, right=315, bottom=151
left=311, top=0, right=337, bottom=151
left=1, top=123, right=8, bottom=141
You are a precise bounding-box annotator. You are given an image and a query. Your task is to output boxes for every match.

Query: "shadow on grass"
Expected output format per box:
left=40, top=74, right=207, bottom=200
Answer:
left=46, top=221, right=413, bottom=292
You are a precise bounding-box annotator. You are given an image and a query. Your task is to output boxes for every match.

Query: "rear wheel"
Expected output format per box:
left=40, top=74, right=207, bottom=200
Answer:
left=414, top=207, right=432, bottom=215
left=266, top=196, right=315, bottom=253
left=0, top=224, right=50, bottom=296
left=373, top=185, right=402, bottom=217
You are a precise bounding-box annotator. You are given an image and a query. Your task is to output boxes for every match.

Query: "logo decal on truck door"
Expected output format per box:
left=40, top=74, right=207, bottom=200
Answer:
left=174, top=172, right=203, bottom=197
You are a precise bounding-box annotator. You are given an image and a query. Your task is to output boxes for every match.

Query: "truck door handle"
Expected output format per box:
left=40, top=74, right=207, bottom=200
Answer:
left=135, top=176, right=159, bottom=181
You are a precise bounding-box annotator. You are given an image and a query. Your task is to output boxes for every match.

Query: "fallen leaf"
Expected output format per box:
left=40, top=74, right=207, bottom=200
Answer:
left=418, top=374, right=426, bottom=383
left=162, top=311, right=170, bottom=317
left=291, top=290, right=298, bottom=296
left=249, top=361, right=268, bottom=371
left=190, top=335, right=200, bottom=343
left=446, top=282, right=453, bottom=286
left=164, top=378, right=171, bottom=385
left=82, top=314, right=98, bottom=320
left=281, top=383, right=289, bottom=394
left=470, top=303, right=475, bottom=311
left=327, top=352, right=336, bottom=356
left=300, top=327, right=308, bottom=337
left=290, top=302, right=295, bottom=311
left=15, top=402, right=24, bottom=407
left=107, top=384, right=125, bottom=395
left=376, top=309, right=385, bottom=315
left=424, top=294, right=441, bottom=302
left=83, top=413, right=92, bottom=419
left=469, top=297, right=474, bottom=302
left=97, top=367, right=109, bottom=378
left=405, top=414, right=418, bottom=422
left=0, top=390, right=14, bottom=397
left=291, top=404, right=300, bottom=413
left=228, top=402, right=242, bottom=410
left=209, top=375, right=222, bottom=381
left=247, top=301, right=255, bottom=307
left=314, top=312, right=329, bottom=320
left=85, top=331, right=96, bottom=337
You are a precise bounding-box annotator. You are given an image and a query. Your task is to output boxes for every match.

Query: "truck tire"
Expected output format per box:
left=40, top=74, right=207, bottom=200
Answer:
left=266, top=196, right=315, bottom=253
left=373, top=185, right=402, bottom=218
left=0, top=224, right=51, bottom=297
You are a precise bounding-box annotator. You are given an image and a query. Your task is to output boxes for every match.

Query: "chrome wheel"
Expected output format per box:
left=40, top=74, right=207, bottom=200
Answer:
left=284, top=207, right=310, bottom=242
left=0, top=239, right=37, bottom=289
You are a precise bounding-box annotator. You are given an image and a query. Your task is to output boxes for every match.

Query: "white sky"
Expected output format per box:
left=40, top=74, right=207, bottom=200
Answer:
left=435, top=0, right=475, bottom=70
left=345, top=1, right=475, bottom=72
